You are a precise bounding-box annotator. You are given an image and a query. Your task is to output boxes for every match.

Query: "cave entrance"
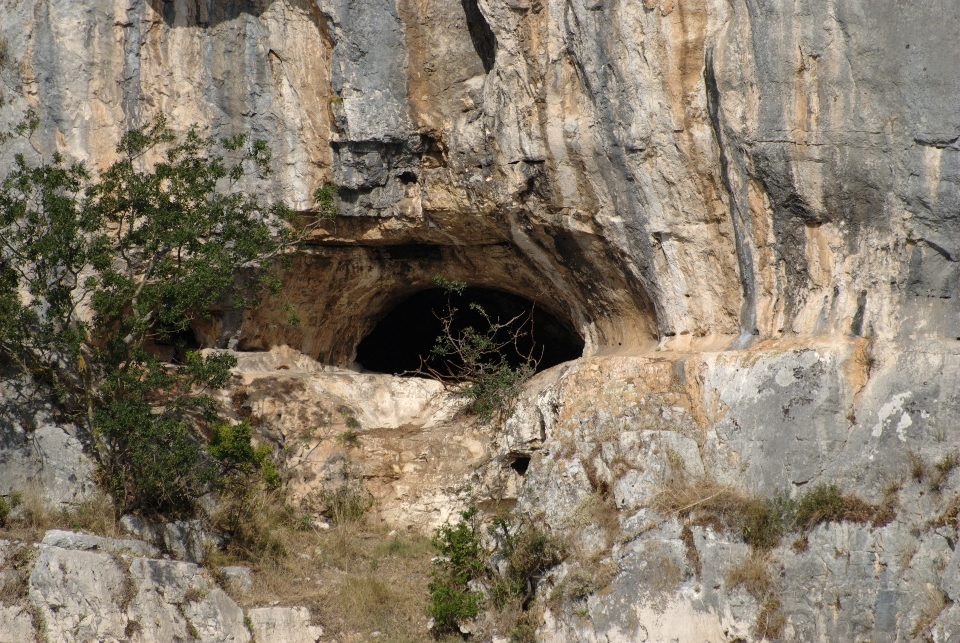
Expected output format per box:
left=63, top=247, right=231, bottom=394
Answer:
left=355, top=288, right=584, bottom=376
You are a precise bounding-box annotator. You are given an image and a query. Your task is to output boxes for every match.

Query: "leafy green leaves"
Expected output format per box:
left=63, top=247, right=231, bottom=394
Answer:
left=0, top=114, right=316, bottom=516
left=429, top=506, right=485, bottom=632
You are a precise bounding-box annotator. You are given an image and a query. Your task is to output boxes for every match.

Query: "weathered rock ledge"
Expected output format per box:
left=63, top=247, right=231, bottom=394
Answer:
left=0, top=530, right=323, bottom=643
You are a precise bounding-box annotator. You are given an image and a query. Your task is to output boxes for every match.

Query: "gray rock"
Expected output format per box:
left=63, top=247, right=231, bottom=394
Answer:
left=158, top=520, right=219, bottom=563
left=41, top=529, right=159, bottom=558
left=246, top=606, right=324, bottom=643
left=28, top=545, right=129, bottom=643
left=0, top=605, right=37, bottom=643
left=126, top=556, right=250, bottom=643
left=0, top=420, right=97, bottom=509
left=118, top=514, right=158, bottom=543
left=219, top=565, right=253, bottom=594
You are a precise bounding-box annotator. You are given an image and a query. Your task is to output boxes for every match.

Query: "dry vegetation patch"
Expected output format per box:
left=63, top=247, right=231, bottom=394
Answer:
left=207, top=488, right=434, bottom=643
left=0, top=489, right=117, bottom=543
left=725, top=553, right=775, bottom=601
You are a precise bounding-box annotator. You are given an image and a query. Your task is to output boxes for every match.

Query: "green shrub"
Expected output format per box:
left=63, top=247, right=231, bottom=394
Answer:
left=427, top=507, right=564, bottom=638
left=0, top=113, right=315, bottom=517
left=794, top=483, right=875, bottom=530
left=0, top=497, right=8, bottom=527
left=489, top=516, right=564, bottom=608
left=428, top=507, right=486, bottom=634
left=795, top=483, right=845, bottom=526
left=422, top=276, right=537, bottom=421
left=313, top=183, right=338, bottom=219
left=739, top=493, right=794, bottom=550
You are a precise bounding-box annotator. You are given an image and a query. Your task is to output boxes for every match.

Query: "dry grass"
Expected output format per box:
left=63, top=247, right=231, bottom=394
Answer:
left=652, top=478, right=753, bottom=525
left=931, top=493, right=960, bottom=531
left=910, top=585, right=950, bottom=639
left=0, top=488, right=117, bottom=543
left=0, top=542, right=37, bottom=604
left=909, top=450, right=929, bottom=484
left=790, top=534, right=809, bottom=553
left=793, top=484, right=880, bottom=530
left=754, top=596, right=787, bottom=640
left=931, top=450, right=959, bottom=493
left=725, top=553, right=774, bottom=601
left=871, top=482, right=901, bottom=528
left=566, top=491, right=621, bottom=553
left=206, top=488, right=435, bottom=643
left=679, top=524, right=702, bottom=580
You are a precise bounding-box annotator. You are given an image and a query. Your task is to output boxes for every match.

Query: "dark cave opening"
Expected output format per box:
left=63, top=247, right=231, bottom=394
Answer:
left=509, top=455, right=531, bottom=476
left=460, top=0, right=497, bottom=73
left=355, top=288, right=584, bottom=376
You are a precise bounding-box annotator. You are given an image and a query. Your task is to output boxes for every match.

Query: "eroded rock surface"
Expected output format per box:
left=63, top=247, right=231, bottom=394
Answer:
left=2, top=0, right=959, bottom=641
left=0, top=531, right=324, bottom=643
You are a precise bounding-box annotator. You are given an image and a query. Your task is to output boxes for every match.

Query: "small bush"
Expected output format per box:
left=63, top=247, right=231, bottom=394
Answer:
left=313, top=183, right=339, bottom=219
left=335, top=428, right=360, bottom=448
left=428, top=582, right=481, bottom=632
left=739, top=493, right=794, bottom=550
left=794, top=484, right=876, bottom=530
left=428, top=507, right=563, bottom=638
left=419, top=276, right=539, bottom=422
left=428, top=507, right=485, bottom=634
left=489, top=517, right=564, bottom=608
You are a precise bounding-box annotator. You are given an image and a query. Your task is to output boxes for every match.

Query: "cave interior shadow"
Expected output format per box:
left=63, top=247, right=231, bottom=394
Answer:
left=145, top=0, right=281, bottom=28
left=355, top=288, right=585, bottom=377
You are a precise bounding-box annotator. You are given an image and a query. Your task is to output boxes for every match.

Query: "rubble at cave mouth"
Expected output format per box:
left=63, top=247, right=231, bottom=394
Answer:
left=355, top=287, right=585, bottom=376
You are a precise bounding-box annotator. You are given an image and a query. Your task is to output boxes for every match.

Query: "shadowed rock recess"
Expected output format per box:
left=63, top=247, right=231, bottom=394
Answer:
left=2, top=0, right=960, bottom=641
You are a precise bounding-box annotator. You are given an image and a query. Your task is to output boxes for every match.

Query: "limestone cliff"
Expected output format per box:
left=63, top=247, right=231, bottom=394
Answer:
left=1, top=0, right=959, bottom=642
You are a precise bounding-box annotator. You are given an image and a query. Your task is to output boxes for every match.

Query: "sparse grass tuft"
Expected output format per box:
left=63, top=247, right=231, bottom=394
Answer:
left=790, top=534, right=809, bottom=553
left=931, top=450, right=959, bottom=493
left=726, top=553, right=774, bottom=600
left=754, top=596, right=787, bottom=640
left=871, top=482, right=901, bottom=528
left=0, top=488, right=117, bottom=542
left=679, top=524, right=702, bottom=579
left=910, top=585, right=950, bottom=639
left=0, top=543, right=37, bottom=604
left=316, top=483, right=372, bottom=526
left=909, top=450, right=929, bottom=483
left=931, top=494, right=960, bottom=531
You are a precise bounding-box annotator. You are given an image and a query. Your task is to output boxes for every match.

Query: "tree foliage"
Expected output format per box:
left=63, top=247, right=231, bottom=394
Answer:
left=0, top=113, right=320, bottom=516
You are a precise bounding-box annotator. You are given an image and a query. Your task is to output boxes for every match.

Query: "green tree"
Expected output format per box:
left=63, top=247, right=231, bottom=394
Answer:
left=0, top=113, right=319, bottom=516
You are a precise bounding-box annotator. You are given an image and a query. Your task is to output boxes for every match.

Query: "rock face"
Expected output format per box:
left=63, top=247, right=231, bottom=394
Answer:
left=1, top=532, right=322, bottom=643
left=2, top=0, right=959, bottom=642
left=0, top=379, right=98, bottom=509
